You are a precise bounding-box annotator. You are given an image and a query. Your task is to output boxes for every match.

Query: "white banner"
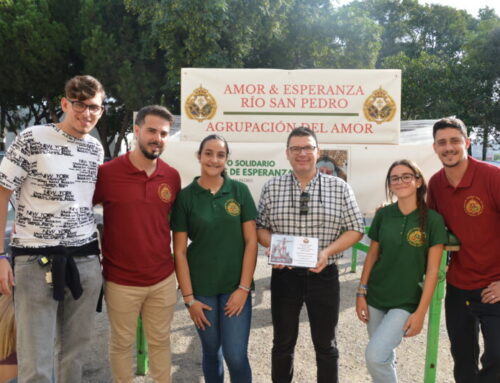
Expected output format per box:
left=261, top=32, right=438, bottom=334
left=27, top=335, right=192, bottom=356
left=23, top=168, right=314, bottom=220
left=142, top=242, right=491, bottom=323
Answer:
left=162, top=141, right=441, bottom=218
left=181, top=68, right=401, bottom=144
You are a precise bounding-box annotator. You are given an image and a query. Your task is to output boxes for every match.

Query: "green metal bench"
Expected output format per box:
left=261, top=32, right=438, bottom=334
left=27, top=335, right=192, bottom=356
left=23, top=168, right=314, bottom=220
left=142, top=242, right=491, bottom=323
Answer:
left=350, top=226, right=370, bottom=273
left=136, top=315, right=148, bottom=375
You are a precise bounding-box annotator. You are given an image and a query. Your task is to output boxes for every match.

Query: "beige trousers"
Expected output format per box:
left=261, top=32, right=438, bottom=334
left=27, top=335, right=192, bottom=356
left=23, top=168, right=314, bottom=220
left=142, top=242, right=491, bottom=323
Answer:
left=105, top=273, right=176, bottom=383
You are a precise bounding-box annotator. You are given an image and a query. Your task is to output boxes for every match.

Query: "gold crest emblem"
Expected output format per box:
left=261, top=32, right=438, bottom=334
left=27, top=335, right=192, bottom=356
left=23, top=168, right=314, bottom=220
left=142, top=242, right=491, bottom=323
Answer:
left=225, top=199, right=241, bottom=216
left=464, top=196, right=483, bottom=216
left=407, top=228, right=426, bottom=247
left=184, top=85, right=217, bottom=122
left=363, top=87, right=397, bottom=124
left=158, top=184, right=172, bottom=203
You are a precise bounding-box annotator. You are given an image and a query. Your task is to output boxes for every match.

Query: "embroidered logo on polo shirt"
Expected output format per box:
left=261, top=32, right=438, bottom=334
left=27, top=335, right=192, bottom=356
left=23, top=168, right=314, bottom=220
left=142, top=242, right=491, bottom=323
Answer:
left=464, top=196, right=483, bottom=216
left=158, top=184, right=172, bottom=203
left=225, top=199, right=241, bottom=216
left=407, top=228, right=426, bottom=247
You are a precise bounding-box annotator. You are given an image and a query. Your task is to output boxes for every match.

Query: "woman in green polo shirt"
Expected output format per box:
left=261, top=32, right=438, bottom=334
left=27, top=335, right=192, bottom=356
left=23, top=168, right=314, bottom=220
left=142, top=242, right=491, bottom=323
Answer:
left=355, top=159, right=447, bottom=383
left=172, top=134, right=258, bottom=383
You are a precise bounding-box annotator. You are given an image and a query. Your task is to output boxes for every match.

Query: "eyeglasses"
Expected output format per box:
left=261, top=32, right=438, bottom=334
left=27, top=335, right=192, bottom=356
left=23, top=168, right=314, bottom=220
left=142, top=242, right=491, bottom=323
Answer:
left=389, top=173, right=419, bottom=184
left=67, top=99, right=104, bottom=115
left=288, top=145, right=316, bottom=154
left=299, top=192, right=310, bottom=215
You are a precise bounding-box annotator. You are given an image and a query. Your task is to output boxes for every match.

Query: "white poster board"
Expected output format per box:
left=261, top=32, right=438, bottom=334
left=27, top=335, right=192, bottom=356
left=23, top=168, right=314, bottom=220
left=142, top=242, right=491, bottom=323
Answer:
left=181, top=68, right=401, bottom=144
left=162, top=141, right=440, bottom=218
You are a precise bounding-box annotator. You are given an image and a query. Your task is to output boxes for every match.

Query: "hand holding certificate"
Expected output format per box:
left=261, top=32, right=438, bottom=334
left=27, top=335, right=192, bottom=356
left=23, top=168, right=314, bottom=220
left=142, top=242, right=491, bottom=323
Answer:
left=269, top=234, right=319, bottom=268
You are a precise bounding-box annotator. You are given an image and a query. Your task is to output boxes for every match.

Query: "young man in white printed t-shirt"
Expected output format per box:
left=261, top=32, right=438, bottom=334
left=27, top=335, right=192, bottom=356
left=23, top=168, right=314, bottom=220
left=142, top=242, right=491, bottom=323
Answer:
left=0, top=75, right=106, bottom=383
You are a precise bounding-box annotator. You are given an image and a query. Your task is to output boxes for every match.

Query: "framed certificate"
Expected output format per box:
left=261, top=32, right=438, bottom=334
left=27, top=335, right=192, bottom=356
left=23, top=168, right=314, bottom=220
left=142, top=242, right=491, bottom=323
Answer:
left=269, top=234, right=319, bottom=268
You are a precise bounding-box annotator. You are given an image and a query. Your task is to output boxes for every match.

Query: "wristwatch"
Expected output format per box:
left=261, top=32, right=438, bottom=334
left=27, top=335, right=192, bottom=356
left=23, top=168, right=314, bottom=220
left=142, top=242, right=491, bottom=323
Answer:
left=184, top=299, right=196, bottom=309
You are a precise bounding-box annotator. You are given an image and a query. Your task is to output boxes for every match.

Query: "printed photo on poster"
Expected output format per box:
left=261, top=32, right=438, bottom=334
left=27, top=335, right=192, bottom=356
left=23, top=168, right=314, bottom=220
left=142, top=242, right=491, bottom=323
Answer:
left=316, top=149, right=348, bottom=181
left=269, top=235, right=318, bottom=268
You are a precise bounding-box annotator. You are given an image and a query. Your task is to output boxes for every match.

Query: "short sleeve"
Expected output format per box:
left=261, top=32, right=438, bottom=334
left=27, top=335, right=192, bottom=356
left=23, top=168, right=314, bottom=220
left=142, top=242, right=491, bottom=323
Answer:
left=488, top=165, right=500, bottom=211
left=340, top=182, right=364, bottom=233
left=93, top=165, right=105, bottom=205
left=427, top=176, right=437, bottom=210
left=97, top=145, right=104, bottom=165
left=0, top=131, right=31, bottom=191
left=171, top=191, right=188, bottom=232
left=368, top=207, right=383, bottom=242
left=427, top=210, right=448, bottom=247
left=239, top=183, right=257, bottom=223
left=256, top=181, right=271, bottom=230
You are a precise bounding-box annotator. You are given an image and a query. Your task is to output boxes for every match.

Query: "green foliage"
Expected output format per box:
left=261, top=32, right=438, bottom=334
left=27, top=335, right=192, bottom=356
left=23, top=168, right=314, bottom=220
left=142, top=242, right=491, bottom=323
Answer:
left=80, top=0, right=168, bottom=155
left=330, top=4, right=382, bottom=68
left=369, top=0, right=499, bottom=149
left=1, top=0, right=498, bottom=156
left=0, top=0, right=69, bottom=108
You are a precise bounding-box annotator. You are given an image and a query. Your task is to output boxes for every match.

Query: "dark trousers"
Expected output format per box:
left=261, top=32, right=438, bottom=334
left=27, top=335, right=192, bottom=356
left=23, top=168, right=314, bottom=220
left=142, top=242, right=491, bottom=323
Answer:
left=270, top=265, right=340, bottom=383
left=445, top=283, right=500, bottom=383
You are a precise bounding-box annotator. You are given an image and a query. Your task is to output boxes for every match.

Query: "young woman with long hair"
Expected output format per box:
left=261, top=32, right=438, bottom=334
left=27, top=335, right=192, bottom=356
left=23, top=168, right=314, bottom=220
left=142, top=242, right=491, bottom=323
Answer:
left=356, top=159, right=448, bottom=383
left=172, top=134, right=258, bottom=383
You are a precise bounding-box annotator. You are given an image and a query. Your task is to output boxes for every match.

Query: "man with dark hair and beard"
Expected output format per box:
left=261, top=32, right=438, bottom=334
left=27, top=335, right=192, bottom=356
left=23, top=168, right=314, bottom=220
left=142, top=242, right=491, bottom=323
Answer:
left=427, top=117, right=500, bottom=383
left=93, top=105, right=181, bottom=382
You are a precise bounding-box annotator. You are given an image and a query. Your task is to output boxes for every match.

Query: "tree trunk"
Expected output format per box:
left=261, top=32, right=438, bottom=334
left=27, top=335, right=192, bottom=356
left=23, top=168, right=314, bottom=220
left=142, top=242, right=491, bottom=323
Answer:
left=482, top=125, right=489, bottom=161
left=96, top=122, right=112, bottom=160
left=0, top=105, right=6, bottom=151
left=47, top=97, right=59, bottom=123
left=113, top=113, right=132, bottom=158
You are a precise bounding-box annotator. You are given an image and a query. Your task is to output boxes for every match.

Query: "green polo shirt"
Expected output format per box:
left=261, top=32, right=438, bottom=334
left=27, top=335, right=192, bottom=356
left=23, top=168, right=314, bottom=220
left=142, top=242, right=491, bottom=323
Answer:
left=171, top=176, right=257, bottom=296
left=367, top=203, right=447, bottom=313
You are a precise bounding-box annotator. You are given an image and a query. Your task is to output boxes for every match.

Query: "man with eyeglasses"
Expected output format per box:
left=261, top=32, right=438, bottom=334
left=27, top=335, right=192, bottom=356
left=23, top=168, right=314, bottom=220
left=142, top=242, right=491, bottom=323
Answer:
left=0, top=75, right=105, bottom=383
left=427, top=117, right=500, bottom=383
left=256, top=127, right=364, bottom=383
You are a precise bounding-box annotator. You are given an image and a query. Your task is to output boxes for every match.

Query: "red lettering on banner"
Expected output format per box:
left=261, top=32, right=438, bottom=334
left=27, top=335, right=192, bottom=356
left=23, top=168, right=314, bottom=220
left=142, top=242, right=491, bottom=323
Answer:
left=301, top=122, right=328, bottom=133
left=331, top=123, right=374, bottom=134
left=209, top=121, right=374, bottom=134
left=224, top=84, right=266, bottom=95
left=301, top=98, right=348, bottom=109
left=283, top=84, right=365, bottom=96
left=241, top=97, right=265, bottom=108
left=269, top=98, right=296, bottom=108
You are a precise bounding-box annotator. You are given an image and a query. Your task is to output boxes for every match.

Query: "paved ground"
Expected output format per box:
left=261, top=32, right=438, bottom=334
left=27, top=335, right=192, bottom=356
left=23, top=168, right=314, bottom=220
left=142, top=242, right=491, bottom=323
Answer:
left=83, top=250, right=455, bottom=383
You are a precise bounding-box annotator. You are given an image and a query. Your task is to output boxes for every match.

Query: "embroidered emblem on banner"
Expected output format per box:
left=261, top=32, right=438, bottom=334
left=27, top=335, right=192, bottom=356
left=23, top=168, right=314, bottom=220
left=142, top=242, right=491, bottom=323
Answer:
left=464, top=196, right=483, bottom=216
left=184, top=85, right=217, bottom=122
left=225, top=199, right=241, bottom=216
left=407, top=228, right=426, bottom=247
left=158, top=184, right=172, bottom=203
left=363, top=87, right=397, bottom=125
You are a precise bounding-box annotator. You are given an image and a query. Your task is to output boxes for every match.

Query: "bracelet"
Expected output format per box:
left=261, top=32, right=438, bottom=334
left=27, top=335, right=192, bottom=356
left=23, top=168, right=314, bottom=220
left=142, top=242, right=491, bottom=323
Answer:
left=238, top=287, right=250, bottom=294
left=182, top=293, right=193, bottom=298
left=0, top=255, right=10, bottom=260
left=356, top=293, right=367, bottom=297
left=359, top=284, right=368, bottom=290
left=238, top=284, right=251, bottom=292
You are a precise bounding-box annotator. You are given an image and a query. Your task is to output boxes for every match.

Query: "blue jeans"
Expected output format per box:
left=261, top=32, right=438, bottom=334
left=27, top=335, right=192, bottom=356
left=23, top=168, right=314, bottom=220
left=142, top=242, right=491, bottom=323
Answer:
left=195, top=293, right=252, bottom=383
left=271, top=265, right=340, bottom=383
left=14, top=255, right=101, bottom=383
left=365, top=306, right=410, bottom=383
left=446, top=283, right=500, bottom=383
